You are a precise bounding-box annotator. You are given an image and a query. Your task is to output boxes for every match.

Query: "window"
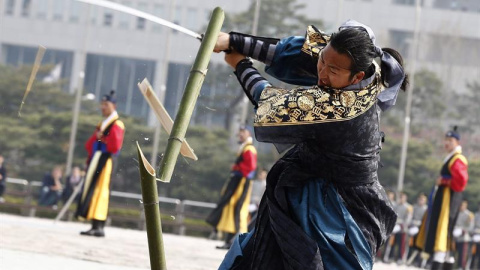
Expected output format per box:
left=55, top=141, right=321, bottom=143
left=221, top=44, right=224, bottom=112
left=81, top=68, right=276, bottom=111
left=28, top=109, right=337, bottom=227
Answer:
left=204, top=9, right=211, bottom=21
left=173, top=7, right=182, bottom=34
left=21, top=0, right=31, bottom=17
left=90, top=6, right=97, bottom=24
left=393, top=0, right=422, bottom=6
left=118, top=1, right=131, bottom=29
left=136, top=3, right=147, bottom=30
left=52, top=0, right=64, bottom=21
left=104, top=12, right=113, bottom=26
left=137, top=17, right=146, bottom=30
left=152, top=4, right=164, bottom=32
left=36, top=0, right=48, bottom=19
left=84, top=54, right=155, bottom=120
left=389, top=30, right=412, bottom=57
left=5, top=0, right=15, bottom=15
left=69, top=1, right=82, bottom=23
left=174, top=7, right=182, bottom=25
left=186, top=8, right=197, bottom=31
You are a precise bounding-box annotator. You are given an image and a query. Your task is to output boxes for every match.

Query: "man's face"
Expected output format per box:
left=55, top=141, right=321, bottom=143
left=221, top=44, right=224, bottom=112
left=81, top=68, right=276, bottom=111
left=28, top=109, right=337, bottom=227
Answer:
left=418, top=196, right=426, bottom=206
left=400, top=194, right=408, bottom=204
left=100, top=101, right=116, bottom=117
left=316, top=44, right=365, bottom=89
left=237, top=129, right=250, bottom=144
left=52, top=168, right=62, bottom=179
left=460, top=202, right=468, bottom=212
left=72, top=167, right=81, bottom=176
left=444, top=137, right=459, bottom=153
left=388, top=192, right=395, bottom=202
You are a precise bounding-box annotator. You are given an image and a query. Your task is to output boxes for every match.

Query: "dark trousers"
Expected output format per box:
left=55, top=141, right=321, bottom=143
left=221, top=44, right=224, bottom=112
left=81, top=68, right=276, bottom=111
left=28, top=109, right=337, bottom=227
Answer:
left=455, top=241, right=469, bottom=269
left=472, top=243, right=480, bottom=270
left=39, top=188, right=60, bottom=206
left=393, top=232, right=407, bottom=262
left=0, top=183, right=5, bottom=196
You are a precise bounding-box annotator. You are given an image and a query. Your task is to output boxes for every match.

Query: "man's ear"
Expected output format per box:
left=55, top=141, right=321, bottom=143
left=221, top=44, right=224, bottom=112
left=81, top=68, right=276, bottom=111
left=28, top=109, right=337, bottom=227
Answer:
left=351, top=71, right=365, bottom=85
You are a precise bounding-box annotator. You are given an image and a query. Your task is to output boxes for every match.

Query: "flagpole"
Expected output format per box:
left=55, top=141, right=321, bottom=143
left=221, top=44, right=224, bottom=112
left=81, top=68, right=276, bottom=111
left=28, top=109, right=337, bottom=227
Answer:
left=65, top=5, right=91, bottom=176
left=397, top=0, right=421, bottom=194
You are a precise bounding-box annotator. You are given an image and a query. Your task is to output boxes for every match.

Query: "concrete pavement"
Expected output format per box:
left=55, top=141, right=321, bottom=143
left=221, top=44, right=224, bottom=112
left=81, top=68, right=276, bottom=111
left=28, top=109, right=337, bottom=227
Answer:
left=0, top=213, right=419, bottom=270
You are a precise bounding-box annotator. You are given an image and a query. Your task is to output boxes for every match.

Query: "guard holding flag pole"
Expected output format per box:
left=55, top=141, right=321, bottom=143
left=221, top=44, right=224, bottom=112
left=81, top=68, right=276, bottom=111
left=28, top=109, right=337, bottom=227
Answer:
left=76, top=90, right=125, bottom=237
left=415, top=126, right=469, bottom=270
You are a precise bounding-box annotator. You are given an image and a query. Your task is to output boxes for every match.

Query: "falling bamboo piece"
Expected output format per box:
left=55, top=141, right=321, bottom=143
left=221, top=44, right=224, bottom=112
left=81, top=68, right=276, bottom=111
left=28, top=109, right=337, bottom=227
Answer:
left=19, top=45, right=46, bottom=116
left=157, top=7, right=224, bottom=182
left=137, top=142, right=167, bottom=270
left=137, top=79, right=197, bottom=161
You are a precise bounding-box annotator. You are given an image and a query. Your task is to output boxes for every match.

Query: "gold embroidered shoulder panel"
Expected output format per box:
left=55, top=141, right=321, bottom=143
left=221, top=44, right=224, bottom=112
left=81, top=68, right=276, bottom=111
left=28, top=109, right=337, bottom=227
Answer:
left=254, top=75, right=381, bottom=127
left=301, top=25, right=330, bottom=59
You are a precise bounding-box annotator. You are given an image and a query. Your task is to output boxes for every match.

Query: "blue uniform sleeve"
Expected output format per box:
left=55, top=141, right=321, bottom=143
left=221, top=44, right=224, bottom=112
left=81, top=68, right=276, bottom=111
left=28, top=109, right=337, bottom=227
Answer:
left=265, top=36, right=318, bottom=86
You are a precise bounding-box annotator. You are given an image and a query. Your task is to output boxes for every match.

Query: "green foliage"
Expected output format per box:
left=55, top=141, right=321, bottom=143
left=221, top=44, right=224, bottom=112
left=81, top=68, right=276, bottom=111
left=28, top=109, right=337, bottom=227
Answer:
left=160, top=127, right=233, bottom=202
left=379, top=136, right=440, bottom=193
left=464, top=159, right=480, bottom=211
left=0, top=64, right=237, bottom=203
left=390, top=69, right=446, bottom=134
left=452, top=81, right=480, bottom=134
left=223, top=0, right=323, bottom=37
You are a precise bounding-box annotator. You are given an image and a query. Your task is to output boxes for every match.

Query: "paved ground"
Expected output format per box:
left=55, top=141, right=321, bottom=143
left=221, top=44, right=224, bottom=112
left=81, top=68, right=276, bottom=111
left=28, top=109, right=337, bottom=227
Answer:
left=0, top=213, right=420, bottom=270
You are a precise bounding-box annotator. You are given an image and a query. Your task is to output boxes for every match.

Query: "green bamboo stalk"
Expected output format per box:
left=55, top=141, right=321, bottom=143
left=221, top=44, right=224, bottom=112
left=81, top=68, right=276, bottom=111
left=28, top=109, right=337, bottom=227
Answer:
left=158, top=7, right=224, bottom=182
left=136, top=142, right=167, bottom=270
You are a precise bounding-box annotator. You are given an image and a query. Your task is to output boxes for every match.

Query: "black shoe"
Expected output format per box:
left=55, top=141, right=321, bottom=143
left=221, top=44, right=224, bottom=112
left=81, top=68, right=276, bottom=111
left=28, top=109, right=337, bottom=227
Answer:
left=93, top=230, right=105, bottom=237
left=431, top=261, right=444, bottom=270
left=216, top=244, right=231, bottom=250
left=80, top=229, right=96, bottom=236
left=442, top=262, right=454, bottom=270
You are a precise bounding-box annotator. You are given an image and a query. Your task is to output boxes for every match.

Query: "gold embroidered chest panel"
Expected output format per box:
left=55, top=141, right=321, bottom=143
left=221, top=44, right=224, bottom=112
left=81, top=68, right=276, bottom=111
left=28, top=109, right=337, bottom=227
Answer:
left=254, top=70, right=382, bottom=127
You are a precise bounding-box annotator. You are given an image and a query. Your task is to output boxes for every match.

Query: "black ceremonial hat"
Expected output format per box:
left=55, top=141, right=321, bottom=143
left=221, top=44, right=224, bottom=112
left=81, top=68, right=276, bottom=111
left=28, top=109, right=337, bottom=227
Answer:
left=102, top=90, right=117, bottom=104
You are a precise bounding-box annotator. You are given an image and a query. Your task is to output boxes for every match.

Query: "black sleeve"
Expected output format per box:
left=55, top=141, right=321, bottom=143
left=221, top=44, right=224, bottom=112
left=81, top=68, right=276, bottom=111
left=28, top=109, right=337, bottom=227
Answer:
left=234, top=59, right=270, bottom=107
left=229, top=32, right=280, bottom=65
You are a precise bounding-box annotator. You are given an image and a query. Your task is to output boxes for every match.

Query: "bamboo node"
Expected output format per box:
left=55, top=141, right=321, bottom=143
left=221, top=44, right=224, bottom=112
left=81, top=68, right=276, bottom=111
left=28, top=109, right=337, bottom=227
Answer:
left=139, top=200, right=160, bottom=206
left=190, top=68, right=208, bottom=76
left=168, top=136, right=184, bottom=143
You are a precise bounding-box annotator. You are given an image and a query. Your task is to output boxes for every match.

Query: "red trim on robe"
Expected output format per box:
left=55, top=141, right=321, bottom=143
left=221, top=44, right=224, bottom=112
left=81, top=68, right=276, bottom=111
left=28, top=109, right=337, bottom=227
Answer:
left=449, top=159, right=468, bottom=192
left=103, top=123, right=124, bottom=154
left=84, top=121, right=125, bottom=163
left=232, top=149, right=257, bottom=178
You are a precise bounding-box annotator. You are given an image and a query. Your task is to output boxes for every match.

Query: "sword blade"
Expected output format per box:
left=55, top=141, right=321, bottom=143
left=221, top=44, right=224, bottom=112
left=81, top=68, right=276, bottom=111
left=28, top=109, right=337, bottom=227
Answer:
left=76, top=0, right=203, bottom=40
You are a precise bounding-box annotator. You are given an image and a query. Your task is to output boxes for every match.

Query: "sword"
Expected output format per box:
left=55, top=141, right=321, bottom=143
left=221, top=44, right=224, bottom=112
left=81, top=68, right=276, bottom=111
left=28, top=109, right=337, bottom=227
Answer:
left=75, top=0, right=203, bottom=40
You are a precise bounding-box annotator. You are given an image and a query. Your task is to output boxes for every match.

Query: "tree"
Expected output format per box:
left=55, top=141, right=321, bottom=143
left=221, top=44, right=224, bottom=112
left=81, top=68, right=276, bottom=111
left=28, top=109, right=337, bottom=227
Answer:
left=224, top=0, right=323, bottom=37
left=451, top=81, right=480, bottom=133
left=378, top=135, right=440, bottom=196
left=0, top=64, right=238, bottom=202
left=387, top=69, right=446, bottom=136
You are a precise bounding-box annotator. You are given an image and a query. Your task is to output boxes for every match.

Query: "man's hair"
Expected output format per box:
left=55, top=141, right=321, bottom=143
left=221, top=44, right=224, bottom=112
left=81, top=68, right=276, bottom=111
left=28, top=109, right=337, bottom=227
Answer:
left=330, top=28, right=409, bottom=91
left=330, top=28, right=376, bottom=79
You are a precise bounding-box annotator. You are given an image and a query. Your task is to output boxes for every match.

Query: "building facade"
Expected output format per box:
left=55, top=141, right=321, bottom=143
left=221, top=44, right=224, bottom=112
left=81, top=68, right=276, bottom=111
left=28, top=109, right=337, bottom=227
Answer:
left=1, top=0, right=478, bottom=125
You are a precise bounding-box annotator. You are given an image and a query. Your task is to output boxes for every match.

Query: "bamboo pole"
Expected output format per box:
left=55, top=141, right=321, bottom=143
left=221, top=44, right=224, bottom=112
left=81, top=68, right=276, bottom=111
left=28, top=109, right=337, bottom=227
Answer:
left=136, top=142, right=166, bottom=270
left=158, top=7, right=224, bottom=182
